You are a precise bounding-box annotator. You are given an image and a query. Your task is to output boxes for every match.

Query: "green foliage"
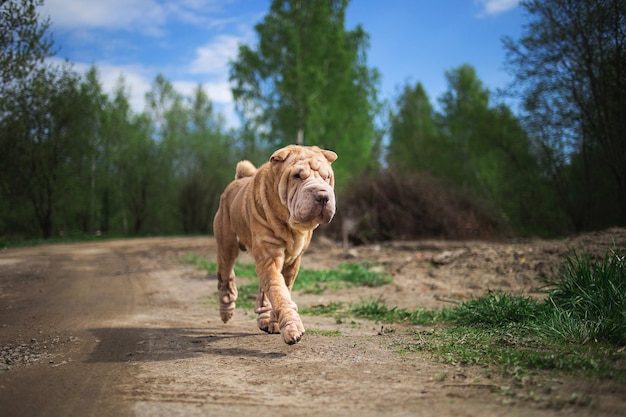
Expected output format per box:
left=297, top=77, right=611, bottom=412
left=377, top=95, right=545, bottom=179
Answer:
left=350, top=299, right=448, bottom=325
left=305, top=329, right=342, bottom=337
left=542, top=249, right=626, bottom=345
left=346, top=248, right=626, bottom=379
left=183, top=249, right=625, bottom=378
left=1, top=0, right=624, bottom=239
left=386, top=82, right=441, bottom=174
left=386, top=66, right=554, bottom=236
left=406, top=326, right=625, bottom=379
left=185, top=255, right=391, bottom=310
left=299, top=302, right=345, bottom=317
left=0, top=0, right=54, bottom=99
left=295, top=263, right=391, bottom=294
left=230, top=0, right=382, bottom=189
left=0, top=63, right=95, bottom=238
left=451, top=290, right=543, bottom=329
left=504, top=0, right=626, bottom=230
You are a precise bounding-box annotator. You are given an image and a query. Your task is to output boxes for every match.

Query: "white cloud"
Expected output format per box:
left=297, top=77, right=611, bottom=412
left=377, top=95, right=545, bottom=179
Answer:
left=475, top=0, right=519, bottom=17
left=172, top=79, right=238, bottom=127
left=173, top=80, right=233, bottom=104
left=189, top=35, right=242, bottom=75
left=41, top=0, right=250, bottom=127
left=57, top=58, right=153, bottom=112
left=43, top=0, right=224, bottom=35
left=44, top=0, right=166, bottom=35
left=60, top=59, right=240, bottom=126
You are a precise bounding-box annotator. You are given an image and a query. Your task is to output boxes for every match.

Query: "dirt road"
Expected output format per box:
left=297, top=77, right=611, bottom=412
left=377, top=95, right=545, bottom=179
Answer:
left=1, top=233, right=625, bottom=416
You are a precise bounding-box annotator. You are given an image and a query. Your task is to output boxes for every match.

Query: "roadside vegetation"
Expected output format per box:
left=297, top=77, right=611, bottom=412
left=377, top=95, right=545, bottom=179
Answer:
left=3, top=0, right=625, bottom=241
left=183, top=254, right=391, bottom=310
left=187, top=248, right=626, bottom=381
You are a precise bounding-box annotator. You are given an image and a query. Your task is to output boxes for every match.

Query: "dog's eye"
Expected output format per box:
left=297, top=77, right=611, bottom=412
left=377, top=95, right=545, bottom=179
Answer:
left=294, top=173, right=302, bottom=180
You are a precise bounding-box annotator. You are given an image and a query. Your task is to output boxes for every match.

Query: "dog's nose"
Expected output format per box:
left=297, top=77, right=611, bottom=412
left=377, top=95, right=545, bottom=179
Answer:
left=316, top=191, right=330, bottom=205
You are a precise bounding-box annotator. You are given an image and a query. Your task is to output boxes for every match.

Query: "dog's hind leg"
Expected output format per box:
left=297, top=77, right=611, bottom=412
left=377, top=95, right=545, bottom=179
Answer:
left=214, top=216, right=239, bottom=323
left=255, top=289, right=279, bottom=334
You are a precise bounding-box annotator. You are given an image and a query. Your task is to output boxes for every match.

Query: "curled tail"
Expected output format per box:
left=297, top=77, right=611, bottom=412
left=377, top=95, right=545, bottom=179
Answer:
left=235, top=160, right=257, bottom=179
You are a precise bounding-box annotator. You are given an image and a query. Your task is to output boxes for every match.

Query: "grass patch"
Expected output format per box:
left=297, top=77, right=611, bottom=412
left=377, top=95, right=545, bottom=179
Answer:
left=185, top=255, right=391, bottom=310
left=295, top=263, right=392, bottom=294
left=306, top=328, right=342, bottom=337
left=350, top=297, right=452, bottom=325
left=186, top=248, right=626, bottom=381
left=541, top=248, right=626, bottom=345
left=299, top=302, right=345, bottom=317
left=399, top=326, right=625, bottom=380
left=352, top=248, right=626, bottom=381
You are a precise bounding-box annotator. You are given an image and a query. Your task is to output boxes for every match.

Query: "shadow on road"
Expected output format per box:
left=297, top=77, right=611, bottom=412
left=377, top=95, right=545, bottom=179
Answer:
left=86, top=327, right=287, bottom=363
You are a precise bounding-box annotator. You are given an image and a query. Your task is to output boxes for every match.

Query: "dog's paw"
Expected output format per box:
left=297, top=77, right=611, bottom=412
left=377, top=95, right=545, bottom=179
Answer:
left=219, top=302, right=235, bottom=323
left=219, top=289, right=237, bottom=323
left=257, top=313, right=280, bottom=334
left=281, top=319, right=305, bottom=345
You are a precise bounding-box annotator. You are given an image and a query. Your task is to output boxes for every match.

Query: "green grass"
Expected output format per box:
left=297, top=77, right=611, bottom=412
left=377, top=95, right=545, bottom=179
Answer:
left=184, top=255, right=392, bottom=310
left=299, top=302, right=346, bottom=316
left=306, top=328, right=343, bottom=337
left=349, top=297, right=453, bottom=325
left=186, top=248, right=626, bottom=381
left=350, top=248, right=626, bottom=380
left=294, top=263, right=392, bottom=294
left=541, top=248, right=626, bottom=344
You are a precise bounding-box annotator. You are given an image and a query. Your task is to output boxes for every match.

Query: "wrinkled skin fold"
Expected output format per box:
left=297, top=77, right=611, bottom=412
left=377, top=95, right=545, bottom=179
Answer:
left=213, top=145, right=337, bottom=344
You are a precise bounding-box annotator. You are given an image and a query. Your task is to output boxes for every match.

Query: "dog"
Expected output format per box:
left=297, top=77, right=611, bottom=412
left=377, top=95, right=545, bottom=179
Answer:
left=213, top=145, right=337, bottom=344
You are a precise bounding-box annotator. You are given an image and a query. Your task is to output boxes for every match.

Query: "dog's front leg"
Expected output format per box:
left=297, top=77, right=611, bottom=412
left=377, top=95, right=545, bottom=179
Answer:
left=255, top=256, right=302, bottom=334
left=255, top=255, right=304, bottom=345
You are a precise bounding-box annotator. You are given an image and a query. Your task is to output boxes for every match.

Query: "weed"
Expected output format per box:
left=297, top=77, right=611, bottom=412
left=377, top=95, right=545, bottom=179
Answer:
left=350, top=297, right=452, bottom=325
left=363, top=248, right=626, bottom=381
left=450, top=290, right=544, bottom=328
left=299, top=302, right=345, bottom=316
left=295, top=263, right=392, bottom=294
left=306, top=329, right=342, bottom=337
left=185, top=255, right=391, bottom=310
left=541, top=248, right=626, bottom=344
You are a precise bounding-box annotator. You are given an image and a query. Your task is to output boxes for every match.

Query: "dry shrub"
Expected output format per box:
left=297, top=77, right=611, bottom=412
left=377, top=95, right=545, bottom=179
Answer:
left=326, top=171, right=505, bottom=244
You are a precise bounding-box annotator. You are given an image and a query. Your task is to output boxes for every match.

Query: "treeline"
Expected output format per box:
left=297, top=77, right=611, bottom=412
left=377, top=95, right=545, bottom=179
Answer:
left=0, top=0, right=624, bottom=240
left=0, top=66, right=253, bottom=238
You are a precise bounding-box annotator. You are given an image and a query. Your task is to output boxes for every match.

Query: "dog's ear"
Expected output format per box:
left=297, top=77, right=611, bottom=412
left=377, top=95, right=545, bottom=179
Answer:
left=321, top=149, right=337, bottom=163
left=270, top=147, right=291, bottom=163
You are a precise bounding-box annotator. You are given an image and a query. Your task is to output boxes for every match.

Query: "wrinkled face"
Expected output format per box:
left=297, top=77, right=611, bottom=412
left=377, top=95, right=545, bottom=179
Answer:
left=272, top=146, right=337, bottom=231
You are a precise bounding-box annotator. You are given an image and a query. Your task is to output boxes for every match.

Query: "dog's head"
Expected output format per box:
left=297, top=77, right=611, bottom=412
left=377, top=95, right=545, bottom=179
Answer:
left=270, top=145, right=337, bottom=231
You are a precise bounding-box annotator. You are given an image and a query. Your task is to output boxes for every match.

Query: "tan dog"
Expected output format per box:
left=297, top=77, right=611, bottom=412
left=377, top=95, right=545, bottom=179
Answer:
left=213, top=145, right=337, bottom=344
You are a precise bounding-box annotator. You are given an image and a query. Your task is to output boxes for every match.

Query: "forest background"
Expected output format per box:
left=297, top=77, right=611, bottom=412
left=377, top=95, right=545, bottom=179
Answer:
left=1, top=0, right=624, bottom=241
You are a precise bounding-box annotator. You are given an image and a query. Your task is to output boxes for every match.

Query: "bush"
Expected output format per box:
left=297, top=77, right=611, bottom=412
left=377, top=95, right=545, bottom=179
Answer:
left=327, top=171, right=505, bottom=243
left=542, top=248, right=626, bottom=344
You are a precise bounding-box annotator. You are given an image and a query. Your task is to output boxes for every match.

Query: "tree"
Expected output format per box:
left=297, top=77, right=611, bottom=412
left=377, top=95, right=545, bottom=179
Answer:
left=401, top=64, right=555, bottom=235
left=504, top=0, right=626, bottom=229
left=0, top=64, right=92, bottom=238
left=437, top=64, right=495, bottom=196
left=386, top=82, right=441, bottom=174
left=179, top=85, right=235, bottom=234
left=230, top=0, right=381, bottom=187
left=0, top=0, right=53, bottom=101
left=0, top=0, right=56, bottom=237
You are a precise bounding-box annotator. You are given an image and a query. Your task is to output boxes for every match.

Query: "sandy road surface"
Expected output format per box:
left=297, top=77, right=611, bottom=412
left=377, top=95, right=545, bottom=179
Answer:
left=0, top=236, right=625, bottom=416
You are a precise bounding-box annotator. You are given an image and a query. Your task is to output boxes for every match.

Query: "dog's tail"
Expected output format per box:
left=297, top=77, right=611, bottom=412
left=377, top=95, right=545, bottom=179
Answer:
left=235, top=160, right=257, bottom=179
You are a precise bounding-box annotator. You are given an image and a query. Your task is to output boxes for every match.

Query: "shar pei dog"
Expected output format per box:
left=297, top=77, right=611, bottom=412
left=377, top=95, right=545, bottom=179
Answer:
left=213, top=145, right=337, bottom=344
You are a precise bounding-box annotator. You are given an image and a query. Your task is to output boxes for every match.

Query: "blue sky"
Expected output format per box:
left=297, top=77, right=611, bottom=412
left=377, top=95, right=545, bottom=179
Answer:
left=42, top=0, right=524, bottom=127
